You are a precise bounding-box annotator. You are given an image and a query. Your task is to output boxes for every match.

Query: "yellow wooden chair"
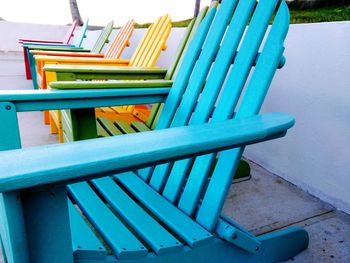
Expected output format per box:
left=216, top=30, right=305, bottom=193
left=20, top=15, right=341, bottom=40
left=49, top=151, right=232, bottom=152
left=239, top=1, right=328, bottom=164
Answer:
left=47, top=15, right=172, bottom=142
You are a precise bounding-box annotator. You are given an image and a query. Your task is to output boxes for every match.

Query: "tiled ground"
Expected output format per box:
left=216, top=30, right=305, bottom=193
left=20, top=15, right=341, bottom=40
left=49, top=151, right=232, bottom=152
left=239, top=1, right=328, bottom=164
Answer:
left=0, top=52, right=349, bottom=262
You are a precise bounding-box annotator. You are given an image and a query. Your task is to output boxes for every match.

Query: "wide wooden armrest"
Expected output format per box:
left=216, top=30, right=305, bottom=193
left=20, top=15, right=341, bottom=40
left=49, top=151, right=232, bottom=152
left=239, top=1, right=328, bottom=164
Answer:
left=0, top=113, right=294, bottom=192
left=49, top=79, right=173, bottom=89
left=18, top=39, right=63, bottom=44
left=30, top=50, right=104, bottom=58
left=34, top=55, right=129, bottom=65
left=25, top=45, right=89, bottom=52
left=44, top=64, right=168, bottom=77
left=22, top=43, right=76, bottom=48
left=0, top=88, right=170, bottom=111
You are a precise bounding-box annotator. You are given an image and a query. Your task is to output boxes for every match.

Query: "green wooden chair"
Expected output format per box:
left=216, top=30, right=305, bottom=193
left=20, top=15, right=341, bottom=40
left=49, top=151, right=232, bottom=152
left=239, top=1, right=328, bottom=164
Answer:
left=0, top=0, right=309, bottom=262
left=44, top=15, right=172, bottom=142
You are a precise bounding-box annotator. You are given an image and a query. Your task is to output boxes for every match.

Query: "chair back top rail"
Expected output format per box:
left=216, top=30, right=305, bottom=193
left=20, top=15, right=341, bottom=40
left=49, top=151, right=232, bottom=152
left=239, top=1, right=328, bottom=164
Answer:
left=91, top=21, right=114, bottom=53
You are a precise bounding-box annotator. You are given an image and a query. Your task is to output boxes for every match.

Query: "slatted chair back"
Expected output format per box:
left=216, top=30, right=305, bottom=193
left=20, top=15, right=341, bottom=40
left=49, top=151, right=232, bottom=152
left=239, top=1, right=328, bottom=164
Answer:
left=0, top=1, right=298, bottom=261
left=113, top=15, right=171, bottom=113
left=94, top=8, right=209, bottom=130
left=129, top=15, right=172, bottom=67
left=139, top=0, right=289, bottom=232
left=104, top=20, right=135, bottom=59
left=145, top=5, right=212, bottom=129
left=91, top=21, right=114, bottom=53
left=71, top=19, right=89, bottom=48
left=62, top=20, right=79, bottom=44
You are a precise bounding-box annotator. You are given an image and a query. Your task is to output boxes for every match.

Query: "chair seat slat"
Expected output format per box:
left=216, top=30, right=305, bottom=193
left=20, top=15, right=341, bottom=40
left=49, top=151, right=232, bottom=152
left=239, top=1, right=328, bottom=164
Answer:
left=92, top=176, right=184, bottom=255
left=68, top=182, right=148, bottom=259
left=68, top=201, right=108, bottom=259
left=114, top=172, right=214, bottom=248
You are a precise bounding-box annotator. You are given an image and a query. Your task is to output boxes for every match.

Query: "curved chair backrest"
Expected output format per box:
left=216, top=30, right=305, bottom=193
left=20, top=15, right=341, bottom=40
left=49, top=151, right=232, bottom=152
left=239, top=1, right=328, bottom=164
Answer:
left=105, top=20, right=135, bottom=59
left=91, top=21, right=114, bottom=53
left=62, top=20, right=78, bottom=44
left=71, top=19, right=89, bottom=48
left=141, top=0, right=289, bottom=232
left=129, top=15, right=172, bottom=67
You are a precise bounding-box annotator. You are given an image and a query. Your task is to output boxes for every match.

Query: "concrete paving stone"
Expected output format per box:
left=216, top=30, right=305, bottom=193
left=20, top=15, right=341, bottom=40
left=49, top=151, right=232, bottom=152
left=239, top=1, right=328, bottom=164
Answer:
left=18, top=111, right=59, bottom=147
left=285, top=211, right=350, bottom=262
left=223, top=161, right=334, bottom=235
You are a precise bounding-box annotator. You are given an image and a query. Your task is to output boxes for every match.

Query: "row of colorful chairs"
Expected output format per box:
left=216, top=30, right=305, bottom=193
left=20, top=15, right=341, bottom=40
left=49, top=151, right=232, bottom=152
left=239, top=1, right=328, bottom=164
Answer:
left=0, top=0, right=308, bottom=261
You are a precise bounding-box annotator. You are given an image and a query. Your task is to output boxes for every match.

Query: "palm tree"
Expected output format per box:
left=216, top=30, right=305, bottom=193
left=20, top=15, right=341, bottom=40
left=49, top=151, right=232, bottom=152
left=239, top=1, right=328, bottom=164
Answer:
left=194, top=0, right=201, bottom=17
left=69, top=0, right=83, bottom=25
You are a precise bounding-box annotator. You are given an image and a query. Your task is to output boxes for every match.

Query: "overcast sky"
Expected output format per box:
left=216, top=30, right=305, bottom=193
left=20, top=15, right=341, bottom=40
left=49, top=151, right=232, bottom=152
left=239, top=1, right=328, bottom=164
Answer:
left=2, top=0, right=213, bottom=26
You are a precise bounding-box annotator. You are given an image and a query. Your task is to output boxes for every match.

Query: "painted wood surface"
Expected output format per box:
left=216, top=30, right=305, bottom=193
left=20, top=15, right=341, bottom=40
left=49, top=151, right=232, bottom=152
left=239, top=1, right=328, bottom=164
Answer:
left=0, top=1, right=309, bottom=262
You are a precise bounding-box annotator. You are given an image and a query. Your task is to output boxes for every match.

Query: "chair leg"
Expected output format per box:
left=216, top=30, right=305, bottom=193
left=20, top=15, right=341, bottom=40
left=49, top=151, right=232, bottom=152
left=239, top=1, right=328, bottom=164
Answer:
left=21, top=186, right=74, bottom=263
left=49, top=112, right=58, bottom=134
left=43, top=111, right=50, bottom=125
left=257, top=226, right=309, bottom=262
left=0, top=236, right=8, bottom=263
left=23, top=47, right=32, bottom=80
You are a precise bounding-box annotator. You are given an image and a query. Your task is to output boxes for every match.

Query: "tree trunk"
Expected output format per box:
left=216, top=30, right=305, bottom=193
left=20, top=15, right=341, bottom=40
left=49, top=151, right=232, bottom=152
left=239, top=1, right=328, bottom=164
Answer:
left=69, top=0, right=83, bottom=25
left=194, top=0, right=201, bottom=17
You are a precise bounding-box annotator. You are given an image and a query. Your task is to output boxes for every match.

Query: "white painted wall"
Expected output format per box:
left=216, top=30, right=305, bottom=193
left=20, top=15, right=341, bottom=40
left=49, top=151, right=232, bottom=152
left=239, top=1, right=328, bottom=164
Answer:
left=0, top=21, right=349, bottom=214
left=0, top=21, right=70, bottom=52
left=0, top=21, right=185, bottom=67
left=245, top=21, right=350, bottom=214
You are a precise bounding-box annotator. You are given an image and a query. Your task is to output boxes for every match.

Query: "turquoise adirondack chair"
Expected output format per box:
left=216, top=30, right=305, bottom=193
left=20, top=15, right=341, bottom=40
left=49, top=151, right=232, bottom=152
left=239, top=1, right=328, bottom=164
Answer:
left=0, top=0, right=308, bottom=262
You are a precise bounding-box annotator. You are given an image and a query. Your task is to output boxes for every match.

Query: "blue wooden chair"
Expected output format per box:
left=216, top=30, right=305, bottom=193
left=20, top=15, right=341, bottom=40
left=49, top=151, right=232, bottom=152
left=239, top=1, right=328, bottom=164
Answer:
left=0, top=0, right=308, bottom=262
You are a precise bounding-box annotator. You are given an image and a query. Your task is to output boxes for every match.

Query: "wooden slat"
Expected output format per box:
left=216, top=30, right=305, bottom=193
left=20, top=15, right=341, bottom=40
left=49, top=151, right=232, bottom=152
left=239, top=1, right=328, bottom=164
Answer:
left=72, top=19, right=89, bottom=48
left=68, top=201, right=108, bottom=259
left=114, top=120, right=136, bottom=134
left=92, top=176, right=183, bottom=255
left=136, top=7, right=217, bottom=180
left=98, top=117, right=123, bottom=136
left=115, top=172, right=213, bottom=248
left=142, top=18, right=172, bottom=67
left=164, top=19, right=195, bottom=80
left=50, top=79, right=173, bottom=89
left=195, top=0, right=283, bottom=231
left=131, top=121, right=151, bottom=132
left=166, top=6, right=209, bottom=80
left=154, top=7, right=217, bottom=130
left=0, top=113, right=294, bottom=192
left=91, top=21, right=114, bottom=53
left=68, top=182, right=148, bottom=259
left=63, top=20, right=78, bottom=44
left=149, top=0, right=238, bottom=192
left=96, top=121, right=110, bottom=137
left=175, top=0, right=257, bottom=211
left=45, top=64, right=167, bottom=74
left=105, top=20, right=135, bottom=59
left=129, top=19, right=157, bottom=66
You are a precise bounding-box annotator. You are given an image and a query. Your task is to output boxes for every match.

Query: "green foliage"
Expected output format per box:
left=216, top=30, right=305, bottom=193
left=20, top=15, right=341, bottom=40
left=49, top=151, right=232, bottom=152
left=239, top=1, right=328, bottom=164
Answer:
left=135, top=19, right=192, bottom=29
left=147, top=5, right=350, bottom=28
left=289, top=5, right=350, bottom=23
